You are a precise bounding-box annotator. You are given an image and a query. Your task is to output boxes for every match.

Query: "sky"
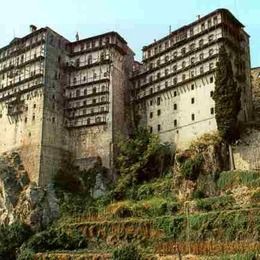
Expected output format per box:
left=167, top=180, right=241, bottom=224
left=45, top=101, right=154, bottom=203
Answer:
left=0, top=0, right=259, bottom=67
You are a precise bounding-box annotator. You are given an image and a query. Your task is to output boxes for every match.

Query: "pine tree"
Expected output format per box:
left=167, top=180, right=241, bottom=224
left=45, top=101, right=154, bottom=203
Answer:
left=213, top=45, right=241, bottom=143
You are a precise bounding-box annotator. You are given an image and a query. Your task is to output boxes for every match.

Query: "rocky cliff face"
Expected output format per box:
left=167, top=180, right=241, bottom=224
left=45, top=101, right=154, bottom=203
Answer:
left=0, top=152, right=59, bottom=231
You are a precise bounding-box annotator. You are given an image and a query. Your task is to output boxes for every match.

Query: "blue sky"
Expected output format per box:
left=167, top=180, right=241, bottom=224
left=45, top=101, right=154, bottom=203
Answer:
left=0, top=0, right=259, bottom=66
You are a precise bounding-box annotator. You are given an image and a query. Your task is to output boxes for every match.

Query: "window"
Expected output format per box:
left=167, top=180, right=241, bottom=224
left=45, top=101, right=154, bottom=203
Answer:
left=173, top=77, right=177, bottom=85
left=150, top=127, right=153, bottom=133
left=157, top=109, right=161, bottom=116
left=150, top=112, right=153, bottom=118
left=191, top=57, right=195, bottom=64
left=191, top=113, right=195, bottom=121
left=33, top=104, right=36, bottom=109
left=93, top=98, right=96, bottom=104
left=210, top=91, right=214, bottom=97
left=181, top=47, right=186, bottom=55
left=165, top=55, right=169, bottom=62
left=157, top=97, right=161, bottom=105
left=150, top=100, right=153, bottom=106
left=165, top=81, right=168, bottom=87
left=199, top=39, right=204, bottom=47
left=208, top=34, right=214, bottom=42
left=157, top=85, right=161, bottom=91
left=96, top=117, right=101, bottom=123
left=157, top=124, right=161, bottom=132
left=88, top=55, right=92, bottom=64
left=208, top=19, right=212, bottom=28
left=173, top=51, right=177, bottom=58
left=182, top=74, right=186, bottom=81
left=165, top=41, right=169, bottom=49
left=213, top=16, right=218, bottom=25
left=191, top=97, right=195, bottom=104
left=87, top=118, right=91, bottom=124
left=173, top=64, right=177, bottom=72
left=200, top=66, right=204, bottom=74
left=210, top=77, right=214, bottom=83
left=157, top=72, right=161, bottom=79
left=189, top=43, right=195, bottom=51
left=32, top=114, right=35, bottom=121
left=76, top=90, right=80, bottom=97
left=52, top=117, right=55, bottom=123
left=190, top=28, right=194, bottom=36
left=199, top=53, right=204, bottom=60
left=191, top=84, right=194, bottom=90
left=93, top=87, right=96, bottom=93
left=209, top=63, right=214, bottom=70
left=157, top=59, right=160, bottom=66
left=149, top=76, right=153, bottom=83
left=73, top=77, right=77, bottom=84
left=210, top=107, right=214, bottom=114
left=24, top=117, right=27, bottom=123
left=174, top=91, right=177, bottom=96
left=209, top=48, right=214, bottom=56
left=165, top=68, right=169, bottom=76
left=174, top=119, right=177, bottom=127
left=174, top=104, right=177, bottom=110
left=182, top=61, right=186, bottom=68
left=190, top=70, right=195, bottom=77
left=84, top=89, right=87, bottom=95
left=201, top=23, right=205, bottom=31
left=150, top=88, right=153, bottom=94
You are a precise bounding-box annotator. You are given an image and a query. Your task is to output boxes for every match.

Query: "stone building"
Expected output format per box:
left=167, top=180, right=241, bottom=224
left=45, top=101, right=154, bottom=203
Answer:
left=251, top=67, right=260, bottom=119
left=0, top=26, right=134, bottom=186
left=131, top=8, right=253, bottom=149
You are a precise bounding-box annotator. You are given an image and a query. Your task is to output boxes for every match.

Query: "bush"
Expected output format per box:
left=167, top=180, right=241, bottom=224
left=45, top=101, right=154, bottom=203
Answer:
left=17, top=248, right=35, bottom=260
left=22, top=227, right=87, bottom=253
left=180, top=154, right=204, bottom=181
left=0, top=222, right=32, bottom=260
left=112, top=244, right=141, bottom=260
left=192, top=189, right=206, bottom=199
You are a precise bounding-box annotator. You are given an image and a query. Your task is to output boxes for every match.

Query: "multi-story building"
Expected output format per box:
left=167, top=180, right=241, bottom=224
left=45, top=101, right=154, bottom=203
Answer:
left=0, top=26, right=134, bottom=186
left=131, top=8, right=252, bottom=149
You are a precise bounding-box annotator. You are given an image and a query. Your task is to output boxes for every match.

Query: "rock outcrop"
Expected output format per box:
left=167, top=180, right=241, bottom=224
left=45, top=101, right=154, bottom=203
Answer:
left=0, top=152, right=59, bottom=230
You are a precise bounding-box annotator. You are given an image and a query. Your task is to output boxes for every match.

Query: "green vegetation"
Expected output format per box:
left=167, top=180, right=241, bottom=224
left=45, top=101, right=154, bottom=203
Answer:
left=112, top=244, right=142, bottom=260
left=0, top=222, right=32, bottom=260
left=212, top=45, right=241, bottom=143
left=217, top=171, right=260, bottom=189
left=114, top=128, right=173, bottom=200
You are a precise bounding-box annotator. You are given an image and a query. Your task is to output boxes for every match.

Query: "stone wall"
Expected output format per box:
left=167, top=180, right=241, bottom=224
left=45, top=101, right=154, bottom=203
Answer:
left=233, top=128, right=260, bottom=171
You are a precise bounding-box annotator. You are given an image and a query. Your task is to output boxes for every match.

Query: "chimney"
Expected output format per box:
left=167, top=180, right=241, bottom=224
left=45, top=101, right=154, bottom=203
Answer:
left=169, top=25, right=172, bottom=34
left=30, top=25, right=37, bottom=33
left=197, top=15, right=201, bottom=20
left=75, top=32, right=79, bottom=41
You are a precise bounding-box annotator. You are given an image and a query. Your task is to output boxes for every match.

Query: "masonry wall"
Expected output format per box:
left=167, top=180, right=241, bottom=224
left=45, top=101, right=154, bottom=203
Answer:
left=39, top=30, right=70, bottom=186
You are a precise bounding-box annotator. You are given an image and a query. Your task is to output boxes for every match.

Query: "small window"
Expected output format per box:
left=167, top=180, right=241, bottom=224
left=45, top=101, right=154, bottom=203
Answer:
left=33, top=104, right=36, bottom=109
left=150, top=100, right=153, bottom=106
left=174, top=91, right=177, bottom=97
left=208, top=34, right=214, bottom=42
left=93, top=87, right=96, bottom=93
left=157, top=97, right=161, bottom=105
left=190, top=28, right=194, bottom=36
left=201, top=23, right=205, bottom=31
left=157, top=124, right=161, bottom=132
left=173, top=64, right=177, bottom=72
left=173, top=51, right=177, bottom=58
left=165, top=68, right=169, bottom=76
left=189, top=43, right=195, bottom=51
left=191, top=113, right=195, bottom=121
left=210, top=77, right=214, bottom=83
left=199, top=39, right=204, bottom=47
left=191, top=57, right=195, bottom=64
left=209, top=63, right=214, bottom=70
left=191, top=97, right=195, bottom=104
left=191, top=84, right=194, bottom=90
left=210, top=91, right=214, bottom=97
left=208, top=19, right=212, bottom=28
left=157, top=109, right=161, bottom=116
left=32, top=114, right=35, bottom=121
left=174, top=104, right=177, bottom=110
left=181, top=47, right=186, bottom=55
left=150, top=112, right=153, bottom=118
left=150, top=88, right=153, bottom=95
left=52, top=117, right=55, bottom=123
left=200, top=66, right=204, bottom=74
left=157, top=59, right=160, bottom=66
left=174, top=119, right=177, bottom=127
left=157, top=72, right=161, bottom=79
left=24, top=117, right=27, bottom=123
left=93, top=99, right=96, bottom=104
left=173, top=77, right=177, bottom=85
left=150, top=127, right=153, bottom=133
left=182, top=61, right=186, bottom=68
left=182, top=74, right=186, bottom=81
left=165, top=81, right=168, bottom=87
left=199, top=53, right=204, bottom=60
left=165, top=55, right=169, bottom=62
left=209, top=48, right=214, bottom=56
left=210, top=107, right=214, bottom=114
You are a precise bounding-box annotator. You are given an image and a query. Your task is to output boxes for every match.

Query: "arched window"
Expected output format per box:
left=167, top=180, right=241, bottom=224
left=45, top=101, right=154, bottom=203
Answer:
left=88, top=55, right=92, bottom=64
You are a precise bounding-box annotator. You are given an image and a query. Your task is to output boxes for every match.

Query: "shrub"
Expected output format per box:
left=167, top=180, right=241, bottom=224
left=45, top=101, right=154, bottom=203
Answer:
left=112, top=244, right=141, bottom=260
left=17, top=248, right=35, bottom=260
left=22, top=228, right=87, bottom=253
left=0, top=221, right=32, bottom=260
left=192, top=189, right=206, bottom=199
left=180, top=154, right=204, bottom=181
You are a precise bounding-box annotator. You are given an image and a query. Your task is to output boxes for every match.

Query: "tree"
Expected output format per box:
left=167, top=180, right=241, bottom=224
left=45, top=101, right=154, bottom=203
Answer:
left=212, top=45, right=241, bottom=143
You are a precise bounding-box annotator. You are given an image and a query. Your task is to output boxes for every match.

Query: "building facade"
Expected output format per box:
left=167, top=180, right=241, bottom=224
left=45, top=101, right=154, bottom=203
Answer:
left=0, top=27, right=134, bottom=186
left=131, top=9, right=252, bottom=149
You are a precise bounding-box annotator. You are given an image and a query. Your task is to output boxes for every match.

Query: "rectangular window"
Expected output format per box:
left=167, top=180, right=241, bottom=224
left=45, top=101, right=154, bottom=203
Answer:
left=157, top=124, right=161, bottom=132
left=174, top=104, right=177, bottom=110
left=211, top=107, right=214, bottom=114
left=210, top=91, right=214, bottom=97
left=191, top=84, right=195, bottom=90
left=191, top=97, right=195, bottom=104
left=157, top=109, right=161, bottom=116
left=150, top=127, right=153, bottom=133
left=174, top=119, right=177, bottom=127
left=150, top=112, right=153, bottom=118
left=157, top=97, right=161, bottom=105
left=210, top=76, right=214, bottom=83
left=174, top=91, right=177, bottom=97
left=150, top=100, right=153, bottom=106
left=191, top=113, right=195, bottom=121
